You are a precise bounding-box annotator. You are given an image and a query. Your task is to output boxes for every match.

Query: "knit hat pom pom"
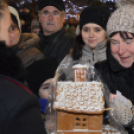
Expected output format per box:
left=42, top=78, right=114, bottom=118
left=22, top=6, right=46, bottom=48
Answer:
left=116, top=0, right=134, bottom=8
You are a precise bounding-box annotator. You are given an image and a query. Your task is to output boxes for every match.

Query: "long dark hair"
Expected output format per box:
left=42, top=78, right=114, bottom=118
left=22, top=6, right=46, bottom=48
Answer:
left=71, top=34, right=84, bottom=60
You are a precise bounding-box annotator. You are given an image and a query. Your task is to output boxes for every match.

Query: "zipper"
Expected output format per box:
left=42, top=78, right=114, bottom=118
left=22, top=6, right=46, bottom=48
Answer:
left=93, top=52, right=94, bottom=61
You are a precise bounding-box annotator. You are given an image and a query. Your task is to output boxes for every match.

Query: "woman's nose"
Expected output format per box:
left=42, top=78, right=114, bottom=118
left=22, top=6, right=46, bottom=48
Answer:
left=119, top=42, right=127, bottom=55
left=89, top=31, right=94, bottom=38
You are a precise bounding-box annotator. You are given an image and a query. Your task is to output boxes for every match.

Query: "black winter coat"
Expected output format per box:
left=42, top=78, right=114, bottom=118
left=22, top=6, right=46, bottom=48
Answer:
left=95, top=42, right=134, bottom=134
left=0, top=42, right=46, bottom=134
left=38, top=27, right=75, bottom=64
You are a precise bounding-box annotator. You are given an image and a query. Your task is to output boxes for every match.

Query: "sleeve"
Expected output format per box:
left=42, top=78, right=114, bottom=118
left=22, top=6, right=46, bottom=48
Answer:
left=5, top=95, right=47, bottom=134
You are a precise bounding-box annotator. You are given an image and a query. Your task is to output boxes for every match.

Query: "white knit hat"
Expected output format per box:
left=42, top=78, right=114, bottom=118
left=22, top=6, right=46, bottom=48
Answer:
left=8, top=6, right=21, bottom=32
left=107, top=0, right=134, bottom=38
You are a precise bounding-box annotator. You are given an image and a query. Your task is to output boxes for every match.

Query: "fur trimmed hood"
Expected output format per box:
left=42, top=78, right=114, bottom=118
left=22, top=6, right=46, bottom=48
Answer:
left=12, top=33, right=45, bottom=68
left=0, top=42, right=26, bottom=82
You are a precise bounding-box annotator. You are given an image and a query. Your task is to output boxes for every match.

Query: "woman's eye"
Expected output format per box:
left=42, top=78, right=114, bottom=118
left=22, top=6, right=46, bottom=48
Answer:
left=112, top=42, right=118, bottom=45
left=83, top=28, right=89, bottom=32
left=95, top=28, right=101, bottom=32
left=110, top=41, right=119, bottom=45
left=125, top=39, right=132, bottom=44
left=9, top=26, right=15, bottom=31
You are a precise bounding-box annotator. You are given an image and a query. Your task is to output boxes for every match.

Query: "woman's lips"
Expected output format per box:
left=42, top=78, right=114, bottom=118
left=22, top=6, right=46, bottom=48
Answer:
left=120, top=56, right=130, bottom=61
left=88, top=40, right=95, bottom=43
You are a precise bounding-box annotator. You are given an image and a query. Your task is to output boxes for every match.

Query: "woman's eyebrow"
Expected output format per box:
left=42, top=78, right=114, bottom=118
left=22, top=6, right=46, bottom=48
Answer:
left=109, top=39, right=118, bottom=41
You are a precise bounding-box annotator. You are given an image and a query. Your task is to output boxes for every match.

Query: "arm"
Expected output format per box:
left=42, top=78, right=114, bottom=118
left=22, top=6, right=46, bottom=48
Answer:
left=5, top=95, right=47, bottom=134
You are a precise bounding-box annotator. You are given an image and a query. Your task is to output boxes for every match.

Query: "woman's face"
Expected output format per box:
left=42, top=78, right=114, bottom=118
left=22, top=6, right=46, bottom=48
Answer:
left=110, top=32, right=134, bottom=68
left=81, top=23, right=106, bottom=51
left=9, top=21, right=20, bottom=46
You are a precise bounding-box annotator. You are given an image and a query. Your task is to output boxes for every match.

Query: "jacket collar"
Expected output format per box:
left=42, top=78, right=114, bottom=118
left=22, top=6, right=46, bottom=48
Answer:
left=39, top=27, right=65, bottom=42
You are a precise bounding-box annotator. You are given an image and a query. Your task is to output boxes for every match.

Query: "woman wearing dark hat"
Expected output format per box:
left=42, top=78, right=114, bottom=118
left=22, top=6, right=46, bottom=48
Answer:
left=53, top=6, right=111, bottom=81
left=95, top=0, right=134, bottom=133
left=61, top=6, right=110, bottom=65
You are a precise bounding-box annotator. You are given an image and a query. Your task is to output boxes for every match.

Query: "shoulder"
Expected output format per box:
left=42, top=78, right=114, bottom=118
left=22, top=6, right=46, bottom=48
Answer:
left=0, top=76, right=47, bottom=134
left=58, top=27, right=75, bottom=42
left=63, top=32, right=75, bottom=42
left=0, top=76, right=37, bottom=112
left=59, top=54, right=73, bottom=65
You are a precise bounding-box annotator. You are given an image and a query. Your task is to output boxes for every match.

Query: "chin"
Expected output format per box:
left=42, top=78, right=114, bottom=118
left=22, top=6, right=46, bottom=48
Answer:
left=121, top=63, right=132, bottom=68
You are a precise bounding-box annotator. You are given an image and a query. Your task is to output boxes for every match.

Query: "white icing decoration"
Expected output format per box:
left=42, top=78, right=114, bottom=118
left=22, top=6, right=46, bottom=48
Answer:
left=73, top=64, right=88, bottom=69
left=53, top=81, right=104, bottom=113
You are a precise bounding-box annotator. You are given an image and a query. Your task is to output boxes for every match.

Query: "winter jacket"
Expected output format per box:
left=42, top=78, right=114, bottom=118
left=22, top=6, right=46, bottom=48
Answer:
left=12, top=33, right=58, bottom=96
left=95, top=42, right=134, bottom=134
left=0, top=42, right=46, bottom=134
left=58, top=39, right=107, bottom=80
left=13, top=33, right=45, bottom=68
left=38, top=27, right=75, bottom=64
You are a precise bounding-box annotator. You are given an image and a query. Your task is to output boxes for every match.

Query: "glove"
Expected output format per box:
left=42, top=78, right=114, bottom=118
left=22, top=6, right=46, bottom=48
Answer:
left=109, top=91, right=134, bottom=126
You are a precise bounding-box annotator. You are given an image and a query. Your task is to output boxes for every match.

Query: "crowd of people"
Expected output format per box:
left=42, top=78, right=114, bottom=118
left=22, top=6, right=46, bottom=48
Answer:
left=1, top=0, right=134, bottom=133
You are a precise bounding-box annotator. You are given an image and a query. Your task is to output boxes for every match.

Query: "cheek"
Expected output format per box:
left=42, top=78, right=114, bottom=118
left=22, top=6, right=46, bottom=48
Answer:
left=129, top=46, right=134, bottom=54
left=39, top=17, right=46, bottom=26
left=97, top=32, right=106, bottom=41
left=82, top=32, right=88, bottom=40
left=111, top=45, right=118, bottom=54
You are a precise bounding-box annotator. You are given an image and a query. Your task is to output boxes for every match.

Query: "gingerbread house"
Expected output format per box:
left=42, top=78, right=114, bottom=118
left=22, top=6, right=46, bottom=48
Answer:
left=53, top=64, right=104, bottom=134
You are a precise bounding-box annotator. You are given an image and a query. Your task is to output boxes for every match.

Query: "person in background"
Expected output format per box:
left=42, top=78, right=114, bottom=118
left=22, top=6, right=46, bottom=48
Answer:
left=38, top=0, right=75, bottom=64
left=0, top=0, right=47, bottom=134
left=95, top=1, right=134, bottom=133
left=8, top=6, right=45, bottom=68
left=67, top=17, right=78, bottom=36
left=38, top=6, right=111, bottom=98
left=31, top=18, right=41, bottom=35
left=19, top=3, right=37, bottom=32
left=8, top=6, right=58, bottom=97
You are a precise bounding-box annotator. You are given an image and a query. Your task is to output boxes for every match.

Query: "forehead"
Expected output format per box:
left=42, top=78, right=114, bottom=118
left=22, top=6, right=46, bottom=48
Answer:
left=0, top=7, right=11, bottom=28
left=41, top=6, right=60, bottom=12
left=0, top=6, right=11, bottom=45
left=83, top=23, right=102, bottom=28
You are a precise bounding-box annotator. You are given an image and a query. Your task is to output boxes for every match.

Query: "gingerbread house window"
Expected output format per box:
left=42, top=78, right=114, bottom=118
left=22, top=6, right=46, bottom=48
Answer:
left=74, top=115, right=88, bottom=129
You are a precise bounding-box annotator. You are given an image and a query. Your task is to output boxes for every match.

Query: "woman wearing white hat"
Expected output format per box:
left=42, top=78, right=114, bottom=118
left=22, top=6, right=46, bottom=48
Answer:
left=95, top=0, right=134, bottom=133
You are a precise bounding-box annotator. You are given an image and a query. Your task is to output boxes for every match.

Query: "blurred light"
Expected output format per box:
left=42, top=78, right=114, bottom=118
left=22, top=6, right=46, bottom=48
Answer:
left=27, top=0, right=32, bottom=3
left=20, top=1, right=25, bottom=5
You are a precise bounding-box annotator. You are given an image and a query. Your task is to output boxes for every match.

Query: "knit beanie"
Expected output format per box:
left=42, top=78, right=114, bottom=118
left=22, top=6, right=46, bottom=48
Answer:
left=8, top=6, right=21, bottom=32
left=107, top=0, right=134, bottom=38
left=80, top=6, right=111, bottom=31
left=38, top=0, right=65, bottom=11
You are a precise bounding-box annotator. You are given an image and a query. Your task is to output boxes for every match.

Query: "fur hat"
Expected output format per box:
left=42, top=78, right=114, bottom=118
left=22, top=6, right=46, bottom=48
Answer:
left=8, top=6, right=21, bottom=32
left=38, top=0, right=65, bottom=11
left=80, top=6, right=110, bottom=31
left=107, top=0, right=134, bottom=38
